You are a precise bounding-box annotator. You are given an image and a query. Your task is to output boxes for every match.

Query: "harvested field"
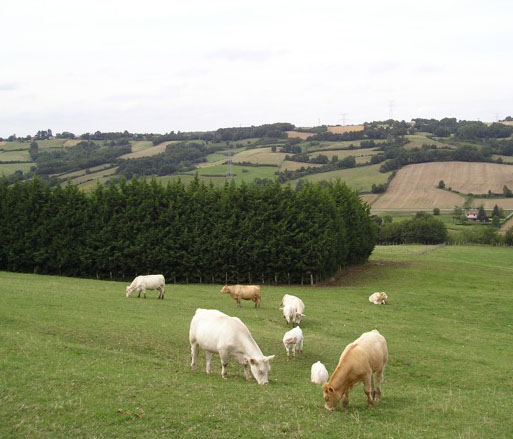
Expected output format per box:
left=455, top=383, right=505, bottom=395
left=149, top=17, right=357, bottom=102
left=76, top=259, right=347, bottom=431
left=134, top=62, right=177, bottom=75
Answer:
left=327, top=125, right=364, bottom=134
left=279, top=160, right=323, bottom=171
left=359, top=193, right=380, bottom=205
left=285, top=131, right=314, bottom=139
left=372, top=162, right=513, bottom=210
left=231, top=147, right=287, bottom=166
left=475, top=198, right=513, bottom=210
left=119, top=141, right=176, bottom=159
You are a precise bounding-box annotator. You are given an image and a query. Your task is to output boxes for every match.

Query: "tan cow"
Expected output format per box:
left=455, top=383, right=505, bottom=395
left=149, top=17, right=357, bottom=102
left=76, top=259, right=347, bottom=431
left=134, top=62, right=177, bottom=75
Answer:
left=322, top=329, right=388, bottom=410
left=220, top=285, right=261, bottom=308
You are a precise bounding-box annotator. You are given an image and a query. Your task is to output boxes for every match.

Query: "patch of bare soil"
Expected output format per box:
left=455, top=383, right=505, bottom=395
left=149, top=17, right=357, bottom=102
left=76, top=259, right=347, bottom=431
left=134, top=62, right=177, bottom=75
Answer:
left=320, top=260, right=410, bottom=287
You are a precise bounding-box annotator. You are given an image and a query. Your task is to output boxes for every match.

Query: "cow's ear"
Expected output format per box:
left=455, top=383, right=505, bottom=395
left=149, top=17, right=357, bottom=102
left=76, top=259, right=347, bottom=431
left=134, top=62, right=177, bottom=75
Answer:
left=327, top=386, right=335, bottom=393
left=249, top=358, right=257, bottom=365
left=266, top=355, right=275, bottom=362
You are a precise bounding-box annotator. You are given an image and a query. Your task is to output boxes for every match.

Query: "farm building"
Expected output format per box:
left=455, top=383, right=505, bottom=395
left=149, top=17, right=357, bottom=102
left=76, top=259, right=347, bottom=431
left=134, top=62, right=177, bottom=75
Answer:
left=465, top=209, right=479, bottom=220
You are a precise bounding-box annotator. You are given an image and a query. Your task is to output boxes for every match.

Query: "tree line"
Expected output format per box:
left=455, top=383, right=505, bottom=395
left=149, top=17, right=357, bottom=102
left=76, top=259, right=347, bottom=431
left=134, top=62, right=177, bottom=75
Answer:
left=0, top=177, right=376, bottom=284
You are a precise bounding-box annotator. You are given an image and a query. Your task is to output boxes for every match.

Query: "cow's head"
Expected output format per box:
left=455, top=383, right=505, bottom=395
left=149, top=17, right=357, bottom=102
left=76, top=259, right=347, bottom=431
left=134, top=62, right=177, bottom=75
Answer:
left=220, top=285, right=230, bottom=294
left=295, top=313, right=305, bottom=325
left=322, top=383, right=340, bottom=411
left=125, top=286, right=133, bottom=298
left=249, top=355, right=275, bottom=385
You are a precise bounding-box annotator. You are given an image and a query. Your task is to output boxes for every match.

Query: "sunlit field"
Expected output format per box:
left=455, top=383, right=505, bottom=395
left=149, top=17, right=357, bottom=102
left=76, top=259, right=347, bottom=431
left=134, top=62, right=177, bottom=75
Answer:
left=1, top=245, right=512, bottom=438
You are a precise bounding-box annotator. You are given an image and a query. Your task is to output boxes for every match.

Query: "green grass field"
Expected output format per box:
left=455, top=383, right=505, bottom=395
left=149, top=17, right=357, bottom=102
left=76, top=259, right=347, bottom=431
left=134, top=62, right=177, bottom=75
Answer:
left=1, top=245, right=512, bottom=438
left=299, top=164, right=391, bottom=192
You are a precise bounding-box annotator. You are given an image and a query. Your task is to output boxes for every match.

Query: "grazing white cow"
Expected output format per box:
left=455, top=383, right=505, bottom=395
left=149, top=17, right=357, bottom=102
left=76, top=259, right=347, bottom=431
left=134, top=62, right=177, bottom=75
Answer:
left=323, top=329, right=388, bottom=410
left=126, top=274, right=165, bottom=299
left=280, top=294, right=305, bottom=326
left=369, top=292, right=388, bottom=305
left=282, top=326, right=304, bottom=360
left=311, top=361, right=329, bottom=385
left=281, top=303, right=297, bottom=327
left=220, top=285, right=261, bottom=308
left=189, top=308, right=275, bottom=384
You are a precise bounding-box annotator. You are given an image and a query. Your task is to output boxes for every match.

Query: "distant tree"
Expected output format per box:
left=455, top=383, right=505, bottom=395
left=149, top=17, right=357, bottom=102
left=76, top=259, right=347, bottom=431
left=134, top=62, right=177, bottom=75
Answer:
left=383, top=215, right=393, bottom=224
left=477, top=206, right=487, bottom=222
left=492, top=204, right=500, bottom=218
left=504, top=116, right=513, bottom=122
left=503, top=185, right=513, bottom=197
left=438, top=180, right=445, bottom=189
left=415, top=211, right=431, bottom=219
left=453, top=206, right=463, bottom=217
left=492, top=215, right=501, bottom=228
left=433, top=208, right=440, bottom=216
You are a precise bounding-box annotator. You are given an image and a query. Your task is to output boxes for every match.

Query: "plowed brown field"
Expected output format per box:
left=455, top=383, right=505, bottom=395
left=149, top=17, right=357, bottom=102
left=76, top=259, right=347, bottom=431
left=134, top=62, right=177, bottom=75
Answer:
left=327, top=125, right=364, bottom=134
left=285, top=131, right=314, bottom=139
left=372, top=162, right=513, bottom=210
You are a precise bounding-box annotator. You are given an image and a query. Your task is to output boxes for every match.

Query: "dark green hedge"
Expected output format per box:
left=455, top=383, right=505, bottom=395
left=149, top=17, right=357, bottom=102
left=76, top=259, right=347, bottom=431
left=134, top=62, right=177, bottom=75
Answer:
left=0, top=177, right=376, bottom=284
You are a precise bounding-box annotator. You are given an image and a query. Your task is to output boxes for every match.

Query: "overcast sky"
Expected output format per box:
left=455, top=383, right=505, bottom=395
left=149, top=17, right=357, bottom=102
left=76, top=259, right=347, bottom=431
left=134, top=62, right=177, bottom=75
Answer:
left=1, top=0, right=512, bottom=137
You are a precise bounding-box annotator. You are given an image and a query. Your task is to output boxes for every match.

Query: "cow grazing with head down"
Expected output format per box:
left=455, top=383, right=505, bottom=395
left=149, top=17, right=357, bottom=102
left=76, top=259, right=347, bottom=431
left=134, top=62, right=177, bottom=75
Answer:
left=323, top=329, right=388, bottom=410
left=220, top=285, right=261, bottom=308
left=311, top=361, right=329, bottom=385
left=189, top=308, right=275, bottom=384
left=369, top=292, right=388, bottom=305
left=126, top=274, right=165, bottom=299
left=280, top=294, right=305, bottom=326
left=282, top=326, right=303, bottom=360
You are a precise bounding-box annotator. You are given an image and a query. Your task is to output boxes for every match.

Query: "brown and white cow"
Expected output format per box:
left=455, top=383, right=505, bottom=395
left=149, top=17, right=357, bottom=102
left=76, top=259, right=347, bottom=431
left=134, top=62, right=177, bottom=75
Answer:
left=322, top=329, right=388, bottom=410
left=220, top=285, right=261, bottom=308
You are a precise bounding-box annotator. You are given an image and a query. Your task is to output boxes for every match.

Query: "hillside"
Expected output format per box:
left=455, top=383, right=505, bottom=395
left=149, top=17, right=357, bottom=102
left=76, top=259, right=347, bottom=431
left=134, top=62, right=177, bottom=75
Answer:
left=1, top=119, right=513, bottom=212
left=1, top=245, right=512, bottom=438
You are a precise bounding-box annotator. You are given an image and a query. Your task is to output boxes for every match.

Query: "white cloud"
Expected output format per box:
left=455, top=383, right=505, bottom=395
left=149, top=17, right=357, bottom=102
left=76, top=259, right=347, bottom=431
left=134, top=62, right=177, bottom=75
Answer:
left=1, top=0, right=513, bottom=136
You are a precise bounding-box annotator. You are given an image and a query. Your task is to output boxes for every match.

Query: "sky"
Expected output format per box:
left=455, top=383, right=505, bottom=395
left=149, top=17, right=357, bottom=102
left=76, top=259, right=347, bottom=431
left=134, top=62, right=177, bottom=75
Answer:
left=1, top=0, right=512, bottom=137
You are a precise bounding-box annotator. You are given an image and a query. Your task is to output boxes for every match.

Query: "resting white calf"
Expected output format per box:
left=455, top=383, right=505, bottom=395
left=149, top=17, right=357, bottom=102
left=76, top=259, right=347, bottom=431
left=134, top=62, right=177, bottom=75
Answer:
left=369, top=292, right=388, bottom=305
left=311, top=361, right=329, bottom=385
left=282, top=326, right=303, bottom=360
left=189, top=309, right=275, bottom=385
left=126, top=274, right=165, bottom=299
left=280, top=294, right=305, bottom=326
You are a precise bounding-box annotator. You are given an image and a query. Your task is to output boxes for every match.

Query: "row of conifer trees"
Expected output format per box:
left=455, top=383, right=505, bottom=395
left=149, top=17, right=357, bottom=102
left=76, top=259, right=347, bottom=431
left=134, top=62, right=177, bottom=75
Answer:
left=0, top=177, right=376, bottom=284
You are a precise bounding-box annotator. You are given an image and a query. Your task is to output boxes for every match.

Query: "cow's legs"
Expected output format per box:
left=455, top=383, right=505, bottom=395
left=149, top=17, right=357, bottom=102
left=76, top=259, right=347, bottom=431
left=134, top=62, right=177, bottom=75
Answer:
left=243, top=362, right=252, bottom=381
left=137, top=289, right=141, bottom=298
left=219, top=350, right=230, bottom=379
left=363, top=374, right=374, bottom=408
left=342, top=392, right=349, bottom=408
left=142, top=288, right=147, bottom=298
left=190, top=343, right=199, bottom=370
left=205, top=351, right=213, bottom=374
left=374, top=368, right=384, bottom=401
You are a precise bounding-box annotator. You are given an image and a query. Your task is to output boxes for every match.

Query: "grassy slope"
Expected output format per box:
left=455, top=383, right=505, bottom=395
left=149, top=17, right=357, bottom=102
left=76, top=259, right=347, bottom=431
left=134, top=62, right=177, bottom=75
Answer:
left=1, top=245, right=512, bottom=438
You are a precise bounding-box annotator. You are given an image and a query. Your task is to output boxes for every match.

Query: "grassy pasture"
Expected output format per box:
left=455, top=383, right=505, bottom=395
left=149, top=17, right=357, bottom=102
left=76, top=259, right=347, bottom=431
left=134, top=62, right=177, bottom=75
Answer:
left=0, top=162, right=34, bottom=176
left=0, top=149, right=31, bottom=162
left=299, top=164, right=391, bottom=192
left=403, top=134, right=453, bottom=150
left=1, top=245, right=512, bottom=438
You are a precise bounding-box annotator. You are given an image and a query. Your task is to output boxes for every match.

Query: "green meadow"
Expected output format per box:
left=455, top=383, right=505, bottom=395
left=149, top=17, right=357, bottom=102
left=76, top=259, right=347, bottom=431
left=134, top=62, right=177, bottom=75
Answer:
left=1, top=245, right=512, bottom=438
